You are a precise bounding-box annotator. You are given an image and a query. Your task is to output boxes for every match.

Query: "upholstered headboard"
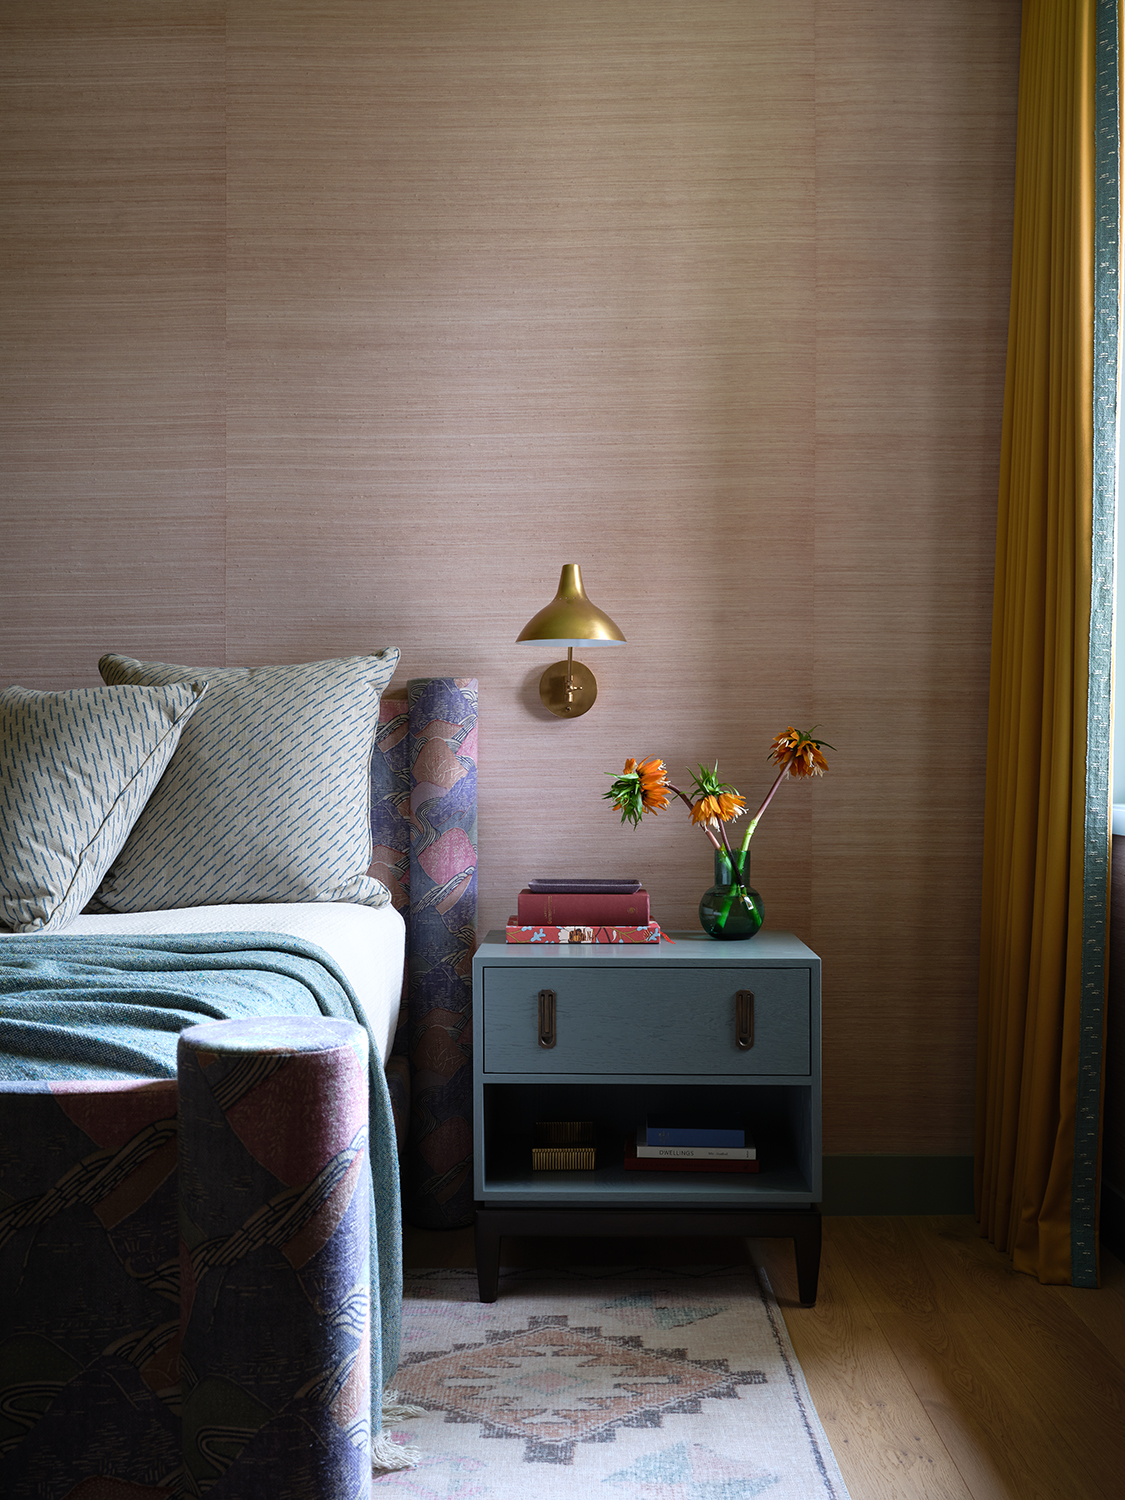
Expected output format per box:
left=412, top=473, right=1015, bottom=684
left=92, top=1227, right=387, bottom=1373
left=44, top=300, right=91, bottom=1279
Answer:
left=369, top=677, right=478, bottom=1231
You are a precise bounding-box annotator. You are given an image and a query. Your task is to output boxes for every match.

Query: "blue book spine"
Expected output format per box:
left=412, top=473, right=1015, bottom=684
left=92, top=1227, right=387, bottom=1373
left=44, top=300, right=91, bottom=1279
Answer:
left=645, top=1120, right=745, bottom=1148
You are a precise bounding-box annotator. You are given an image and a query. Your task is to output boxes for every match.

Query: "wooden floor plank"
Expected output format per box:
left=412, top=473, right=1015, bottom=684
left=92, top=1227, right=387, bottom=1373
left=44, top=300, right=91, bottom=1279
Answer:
left=828, top=1217, right=1112, bottom=1500
left=1050, top=1243, right=1125, bottom=1361
left=751, top=1230, right=976, bottom=1500
left=904, top=1217, right=1125, bottom=1500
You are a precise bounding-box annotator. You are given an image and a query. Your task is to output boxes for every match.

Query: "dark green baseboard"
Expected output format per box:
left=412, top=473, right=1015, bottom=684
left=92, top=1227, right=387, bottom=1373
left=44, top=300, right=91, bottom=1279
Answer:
left=816, top=1159, right=1125, bottom=1268
left=820, top=1154, right=975, bottom=1215
left=1102, top=1179, right=1125, bottom=1262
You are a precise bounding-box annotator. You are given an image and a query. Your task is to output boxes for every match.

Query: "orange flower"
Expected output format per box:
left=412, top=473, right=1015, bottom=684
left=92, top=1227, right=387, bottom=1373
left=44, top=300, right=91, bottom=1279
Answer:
left=690, top=790, right=747, bottom=827
left=769, top=727, right=831, bottom=779
left=633, top=757, right=673, bottom=813
left=605, top=756, right=672, bottom=826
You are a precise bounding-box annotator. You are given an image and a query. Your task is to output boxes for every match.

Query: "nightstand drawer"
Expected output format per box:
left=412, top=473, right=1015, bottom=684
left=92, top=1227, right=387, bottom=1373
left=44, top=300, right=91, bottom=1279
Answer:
left=481, top=966, right=810, bottom=1075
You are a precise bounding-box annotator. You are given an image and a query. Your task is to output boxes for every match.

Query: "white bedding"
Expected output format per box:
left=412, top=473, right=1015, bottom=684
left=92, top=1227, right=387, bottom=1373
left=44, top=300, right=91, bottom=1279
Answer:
left=59, top=901, right=406, bottom=1066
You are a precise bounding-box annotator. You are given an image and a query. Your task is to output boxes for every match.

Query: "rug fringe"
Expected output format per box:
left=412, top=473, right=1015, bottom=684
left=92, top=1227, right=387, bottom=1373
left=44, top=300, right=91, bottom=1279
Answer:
left=372, top=1387, right=425, bottom=1472
left=371, top=1431, right=422, bottom=1472
left=382, top=1387, right=428, bottom=1420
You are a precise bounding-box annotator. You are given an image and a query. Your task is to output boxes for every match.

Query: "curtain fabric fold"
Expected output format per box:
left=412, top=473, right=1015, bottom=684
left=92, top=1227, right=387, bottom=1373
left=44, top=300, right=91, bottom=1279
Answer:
left=976, top=0, right=1114, bottom=1287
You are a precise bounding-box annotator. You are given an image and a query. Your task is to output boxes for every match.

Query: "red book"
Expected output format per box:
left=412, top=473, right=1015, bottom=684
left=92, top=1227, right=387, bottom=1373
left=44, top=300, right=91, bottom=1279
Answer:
left=622, top=1135, right=760, bottom=1173
left=517, top=888, right=650, bottom=925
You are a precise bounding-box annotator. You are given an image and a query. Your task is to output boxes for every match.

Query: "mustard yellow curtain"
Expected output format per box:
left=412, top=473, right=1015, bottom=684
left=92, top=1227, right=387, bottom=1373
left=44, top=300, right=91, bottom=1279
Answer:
left=976, top=0, right=1111, bottom=1286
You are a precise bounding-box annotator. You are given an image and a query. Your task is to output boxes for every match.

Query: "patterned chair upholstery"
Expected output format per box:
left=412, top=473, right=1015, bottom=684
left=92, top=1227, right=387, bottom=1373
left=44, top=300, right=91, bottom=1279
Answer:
left=369, top=677, right=478, bottom=1230
left=0, top=1017, right=375, bottom=1498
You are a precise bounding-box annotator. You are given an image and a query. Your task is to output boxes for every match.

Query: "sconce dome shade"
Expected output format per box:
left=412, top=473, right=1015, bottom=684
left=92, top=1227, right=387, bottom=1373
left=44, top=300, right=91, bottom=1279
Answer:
left=515, top=563, right=626, bottom=647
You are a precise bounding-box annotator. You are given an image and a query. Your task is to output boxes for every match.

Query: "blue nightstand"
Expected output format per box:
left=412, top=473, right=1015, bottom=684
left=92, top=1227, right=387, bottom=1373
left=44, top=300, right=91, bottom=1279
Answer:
left=472, top=929, right=822, bottom=1302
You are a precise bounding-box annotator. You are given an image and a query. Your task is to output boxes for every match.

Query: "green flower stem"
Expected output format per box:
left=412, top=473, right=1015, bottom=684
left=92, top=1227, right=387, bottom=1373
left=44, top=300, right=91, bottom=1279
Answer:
left=710, top=846, right=746, bottom=932
left=738, top=763, right=789, bottom=856
left=666, top=781, right=745, bottom=934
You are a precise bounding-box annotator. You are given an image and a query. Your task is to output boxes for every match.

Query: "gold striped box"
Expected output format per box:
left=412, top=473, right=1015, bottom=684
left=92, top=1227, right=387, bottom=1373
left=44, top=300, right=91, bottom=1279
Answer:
left=532, top=1120, right=596, bottom=1171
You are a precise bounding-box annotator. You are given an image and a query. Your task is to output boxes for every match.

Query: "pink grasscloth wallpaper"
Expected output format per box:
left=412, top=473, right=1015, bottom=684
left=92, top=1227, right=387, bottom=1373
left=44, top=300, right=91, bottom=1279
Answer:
left=0, top=0, right=1020, bottom=1153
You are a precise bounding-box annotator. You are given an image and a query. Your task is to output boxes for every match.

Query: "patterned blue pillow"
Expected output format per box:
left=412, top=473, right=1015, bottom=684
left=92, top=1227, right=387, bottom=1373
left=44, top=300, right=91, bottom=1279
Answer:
left=0, top=683, right=206, bottom=933
left=93, top=651, right=400, bottom=913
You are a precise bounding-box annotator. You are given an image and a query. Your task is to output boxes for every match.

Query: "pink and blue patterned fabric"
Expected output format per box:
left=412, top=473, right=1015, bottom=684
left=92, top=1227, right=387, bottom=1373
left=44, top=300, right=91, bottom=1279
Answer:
left=369, top=691, right=413, bottom=1157
left=178, top=1017, right=372, bottom=1498
left=369, top=679, right=477, bottom=1231
left=0, top=1078, right=181, bottom=1496
left=0, top=935, right=401, bottom=1496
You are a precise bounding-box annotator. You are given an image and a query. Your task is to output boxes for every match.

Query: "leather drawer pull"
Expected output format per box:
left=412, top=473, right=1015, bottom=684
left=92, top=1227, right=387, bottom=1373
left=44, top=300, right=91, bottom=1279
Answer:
left=538, top=989, right=557, bottom=1048
left=735, top=989, right=755, bottom=1050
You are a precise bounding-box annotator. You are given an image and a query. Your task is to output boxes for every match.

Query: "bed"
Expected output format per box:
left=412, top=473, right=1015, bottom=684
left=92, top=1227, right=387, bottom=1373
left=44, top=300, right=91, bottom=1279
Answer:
left=0, top=659, right=478, bottom=1496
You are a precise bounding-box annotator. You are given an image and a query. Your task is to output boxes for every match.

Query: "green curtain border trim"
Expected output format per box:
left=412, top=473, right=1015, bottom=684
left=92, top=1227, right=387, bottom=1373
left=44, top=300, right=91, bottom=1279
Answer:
left=1077, top=0, right=1120, bottom=1288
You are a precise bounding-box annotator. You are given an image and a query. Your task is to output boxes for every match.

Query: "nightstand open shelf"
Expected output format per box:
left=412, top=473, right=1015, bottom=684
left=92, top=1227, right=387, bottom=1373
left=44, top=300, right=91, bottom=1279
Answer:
left=472, top=930, right=822, bottom=1302
left=479, top=1081, right=816, bottom=1205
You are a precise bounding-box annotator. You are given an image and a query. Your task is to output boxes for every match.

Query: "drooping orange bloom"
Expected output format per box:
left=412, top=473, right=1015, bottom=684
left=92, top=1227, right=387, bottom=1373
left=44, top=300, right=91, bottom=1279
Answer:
left=627, top=757, right=673, bottom=813
left=606, top=757, right=674, bottom=824
left=769, top=727, right=831, bottom=778
left=690, top=790, right=747, bottom=826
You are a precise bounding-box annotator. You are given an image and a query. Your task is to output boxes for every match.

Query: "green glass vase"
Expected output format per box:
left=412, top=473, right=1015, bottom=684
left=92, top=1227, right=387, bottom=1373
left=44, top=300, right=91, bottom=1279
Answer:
left=699, top=847, right=763, bottom=940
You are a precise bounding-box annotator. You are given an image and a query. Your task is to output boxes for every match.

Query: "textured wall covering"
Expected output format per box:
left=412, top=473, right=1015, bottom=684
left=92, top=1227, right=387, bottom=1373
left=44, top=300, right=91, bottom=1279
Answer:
left=0, top=1, right=1021, bottom=1155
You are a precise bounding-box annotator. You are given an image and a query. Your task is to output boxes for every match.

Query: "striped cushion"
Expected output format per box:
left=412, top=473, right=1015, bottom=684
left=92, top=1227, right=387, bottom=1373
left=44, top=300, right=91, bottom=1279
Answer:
left=93, top=651, right=399, bottom=913
left=0, top=683, right=205, bottom=933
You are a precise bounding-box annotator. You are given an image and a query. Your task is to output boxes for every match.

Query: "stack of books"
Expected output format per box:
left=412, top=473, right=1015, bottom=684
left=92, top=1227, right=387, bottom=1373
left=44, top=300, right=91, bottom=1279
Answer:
left=506, top=878, right=665, bottom=943
left=623, top=1115, right=759, bottom=1173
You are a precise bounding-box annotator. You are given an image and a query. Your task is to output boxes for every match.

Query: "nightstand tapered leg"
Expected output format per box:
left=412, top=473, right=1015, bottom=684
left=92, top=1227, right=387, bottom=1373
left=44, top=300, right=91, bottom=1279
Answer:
left=474, top=1210, right=501, bottom=1302
left=793, top=1211, right=822, bottom=1305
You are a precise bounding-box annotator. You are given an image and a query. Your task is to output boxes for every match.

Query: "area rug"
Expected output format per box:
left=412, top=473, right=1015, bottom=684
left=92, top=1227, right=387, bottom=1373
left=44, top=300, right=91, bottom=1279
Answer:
left=373, top=1266, right=851, bottom=1499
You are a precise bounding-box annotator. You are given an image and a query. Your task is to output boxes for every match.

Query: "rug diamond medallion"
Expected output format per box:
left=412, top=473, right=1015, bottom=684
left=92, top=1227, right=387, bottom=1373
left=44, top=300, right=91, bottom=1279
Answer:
left=374, top=1268, right=852, bottom=1499
left=397, top=1312, right=766, bottom=1462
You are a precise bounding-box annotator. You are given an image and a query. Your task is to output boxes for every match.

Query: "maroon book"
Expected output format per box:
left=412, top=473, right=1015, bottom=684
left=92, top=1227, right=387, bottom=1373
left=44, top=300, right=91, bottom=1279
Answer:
left=517, top=888, right=650, bottom=925
left=622, top=1136, right=760, bottom=1173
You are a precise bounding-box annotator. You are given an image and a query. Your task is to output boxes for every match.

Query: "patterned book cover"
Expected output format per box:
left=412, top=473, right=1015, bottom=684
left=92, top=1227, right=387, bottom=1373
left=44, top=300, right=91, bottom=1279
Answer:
left=505, top=918, right=665, bottom=944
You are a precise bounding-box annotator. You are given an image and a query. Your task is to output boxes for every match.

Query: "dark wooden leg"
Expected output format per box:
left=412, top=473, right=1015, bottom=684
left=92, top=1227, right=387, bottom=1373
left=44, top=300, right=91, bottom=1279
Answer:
left=473, top=1210, right=501, bottom=1303
left=792, top=1209, right=822, bottom=1305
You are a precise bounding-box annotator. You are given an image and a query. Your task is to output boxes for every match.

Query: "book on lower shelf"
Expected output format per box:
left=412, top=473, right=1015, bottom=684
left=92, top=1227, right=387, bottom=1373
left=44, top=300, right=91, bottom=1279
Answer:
left=645, top=1116, right=747, bottom=1149
left=623, top=1134, right=761, bottom=1173
left=636, top=1120, right=756, bottom=1160
left=506, top=918, right=665, bottom=944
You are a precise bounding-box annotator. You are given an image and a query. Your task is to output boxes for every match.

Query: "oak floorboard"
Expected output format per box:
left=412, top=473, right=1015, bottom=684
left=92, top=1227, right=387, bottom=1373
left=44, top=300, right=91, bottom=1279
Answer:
left=906, top=1217, right=1125, bottom=1500
left=828, top=1217, right=1111, bottom=1500
left=750, top=1230, right=975, bottom=1500
left=1032, top=1242, right=1125, bottom=1367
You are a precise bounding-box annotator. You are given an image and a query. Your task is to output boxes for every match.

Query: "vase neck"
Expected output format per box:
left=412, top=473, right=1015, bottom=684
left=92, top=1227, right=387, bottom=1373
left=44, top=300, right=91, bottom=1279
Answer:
left=714, top=846, right=748, bottom=884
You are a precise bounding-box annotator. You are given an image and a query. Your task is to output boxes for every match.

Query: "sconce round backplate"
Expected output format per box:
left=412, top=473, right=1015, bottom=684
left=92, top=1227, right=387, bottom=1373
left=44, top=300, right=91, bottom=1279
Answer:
left=539, top=659, right=598, bottom=718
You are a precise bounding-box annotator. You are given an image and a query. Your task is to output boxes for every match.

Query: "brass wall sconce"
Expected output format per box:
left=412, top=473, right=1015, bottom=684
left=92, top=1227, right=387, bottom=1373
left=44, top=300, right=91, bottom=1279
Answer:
left=516, top=563, right=626, bottom=718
